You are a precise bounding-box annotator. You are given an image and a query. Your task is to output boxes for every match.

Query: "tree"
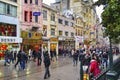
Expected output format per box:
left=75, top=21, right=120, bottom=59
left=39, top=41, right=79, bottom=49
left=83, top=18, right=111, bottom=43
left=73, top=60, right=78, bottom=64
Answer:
left=94, top=0, right=120, bottom=43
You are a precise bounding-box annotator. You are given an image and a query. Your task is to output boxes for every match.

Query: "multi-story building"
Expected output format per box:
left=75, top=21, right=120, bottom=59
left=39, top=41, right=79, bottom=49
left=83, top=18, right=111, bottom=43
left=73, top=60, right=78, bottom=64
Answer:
left=70, top=0, right=98, bottom=49
left=0, top=0, right=22, bottom=59
left=42, top=3, right=58, bottom=55
left=58, top=15, right=75, bottom=54
left=20, top=0, right=43, bottom=51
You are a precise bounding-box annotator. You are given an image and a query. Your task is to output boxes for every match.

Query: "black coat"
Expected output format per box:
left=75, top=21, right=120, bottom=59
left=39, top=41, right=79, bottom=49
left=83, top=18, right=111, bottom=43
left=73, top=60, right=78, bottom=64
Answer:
left=44, top=55, right=50, bottom=67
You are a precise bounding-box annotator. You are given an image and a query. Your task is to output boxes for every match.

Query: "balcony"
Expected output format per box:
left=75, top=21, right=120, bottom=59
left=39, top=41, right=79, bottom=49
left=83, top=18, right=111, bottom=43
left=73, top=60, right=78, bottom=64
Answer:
left=50, top=21, right=56, bottom=25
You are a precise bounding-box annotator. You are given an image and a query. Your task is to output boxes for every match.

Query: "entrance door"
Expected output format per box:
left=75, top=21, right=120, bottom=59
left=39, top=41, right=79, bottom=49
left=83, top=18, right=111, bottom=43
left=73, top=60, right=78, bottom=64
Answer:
left=50, top=43, right=56, bottom=51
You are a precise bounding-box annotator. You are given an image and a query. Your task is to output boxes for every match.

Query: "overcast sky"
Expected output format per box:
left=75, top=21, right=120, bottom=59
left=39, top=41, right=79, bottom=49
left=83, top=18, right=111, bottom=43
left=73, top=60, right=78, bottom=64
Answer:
left=43, top=0, right=103, bottom=22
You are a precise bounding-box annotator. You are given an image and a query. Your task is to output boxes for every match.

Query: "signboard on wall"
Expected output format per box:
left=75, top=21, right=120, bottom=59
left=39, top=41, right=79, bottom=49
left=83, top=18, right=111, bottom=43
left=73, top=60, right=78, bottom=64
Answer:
left=33, top=12, right=41, bottom=16
left=50, top=38, right=58, bottom=42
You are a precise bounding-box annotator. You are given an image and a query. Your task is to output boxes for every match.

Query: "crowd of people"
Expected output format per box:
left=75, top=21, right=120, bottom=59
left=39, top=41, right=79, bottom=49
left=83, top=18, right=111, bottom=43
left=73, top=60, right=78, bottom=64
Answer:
left=71, top=45, right=119, bottom=79
left=3, top=45, right=119, bottom=79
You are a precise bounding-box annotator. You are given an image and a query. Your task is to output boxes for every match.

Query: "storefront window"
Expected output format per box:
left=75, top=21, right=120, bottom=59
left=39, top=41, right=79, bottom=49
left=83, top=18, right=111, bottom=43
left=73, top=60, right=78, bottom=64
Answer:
left=0, top=22, right=17, bottom=37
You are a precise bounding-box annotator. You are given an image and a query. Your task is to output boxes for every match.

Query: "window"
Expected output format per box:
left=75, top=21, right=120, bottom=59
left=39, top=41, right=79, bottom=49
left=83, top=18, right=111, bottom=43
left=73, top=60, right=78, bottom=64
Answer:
left=58, top=19, right=63, bottom=24
left=24, top=11, right=28, bottom=21
left=65, top=21, right=68, bottom=26
left=43, top=10, right=47, bottom=20
left=0, top=2, right=6, bottom=14
left=30, top=11, right=32, bottom=22
left=70, top=22, right=74, bottom=27
left=59, top=31, right=62, bottom=36
left=65, top=31, right=68, bottom=36
left=35, top=0, right=38, bottom=5
left=71, top=32, right=74, bottom=37
left=51, top=13, right=55, bottom=21
left=30, top=0, right=32, bottom=4
left=35, top=16, right=38, bottom=23
left=7, top=4, right=10, bottom=14
left=0, top=2, right=17, bottom=17
left=24, top=0, right=27, bottom=3
left=10, top=6, right=17, bottom=16
left=51, top=28, right=55, bottom=36
left=10, top=0, right=17, bottom=2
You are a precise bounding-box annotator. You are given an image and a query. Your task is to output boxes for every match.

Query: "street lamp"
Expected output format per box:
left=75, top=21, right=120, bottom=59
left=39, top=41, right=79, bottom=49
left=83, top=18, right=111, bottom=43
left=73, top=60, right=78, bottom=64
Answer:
left=106, top=36, right=118, bottom=80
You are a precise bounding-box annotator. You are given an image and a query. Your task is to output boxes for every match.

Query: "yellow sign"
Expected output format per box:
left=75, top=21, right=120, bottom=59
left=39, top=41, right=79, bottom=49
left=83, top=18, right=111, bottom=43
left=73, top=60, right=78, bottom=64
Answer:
left=31, top=32, right=42, bottom=39
left=50, top=38, right=58, bottom=42
left=21, top=31, right=42, bottom=39
left=23, top=39, right=43, bottom=45
left=21, top=31, right=28, bottom=38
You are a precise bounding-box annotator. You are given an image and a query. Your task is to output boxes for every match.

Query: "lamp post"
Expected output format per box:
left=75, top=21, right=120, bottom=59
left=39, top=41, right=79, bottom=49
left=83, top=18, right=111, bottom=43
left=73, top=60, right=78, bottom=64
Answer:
left=106, top=36, right=118, bottom=80
left=109, top=37, right=113, bottom=69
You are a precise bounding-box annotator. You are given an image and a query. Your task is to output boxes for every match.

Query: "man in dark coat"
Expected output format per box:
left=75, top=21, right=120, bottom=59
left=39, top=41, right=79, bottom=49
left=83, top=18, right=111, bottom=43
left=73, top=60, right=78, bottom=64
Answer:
left=15, top=50, right=22, bottom=68
left=44, top=53, right=51, bottom=79
left=4, top=49, right=10, bottom=66
left=37, top=49, right=42, bottom=66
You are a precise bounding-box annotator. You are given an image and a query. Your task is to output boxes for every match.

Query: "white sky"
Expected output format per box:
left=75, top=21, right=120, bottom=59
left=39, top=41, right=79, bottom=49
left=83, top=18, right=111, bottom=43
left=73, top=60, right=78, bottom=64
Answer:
left=43, top=0, right=103, bottom=22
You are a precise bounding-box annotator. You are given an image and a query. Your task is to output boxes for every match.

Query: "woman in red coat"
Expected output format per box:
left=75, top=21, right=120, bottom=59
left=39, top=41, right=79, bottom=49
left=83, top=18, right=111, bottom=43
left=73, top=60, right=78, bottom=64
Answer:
left=89, top=53, right=101, bottom=78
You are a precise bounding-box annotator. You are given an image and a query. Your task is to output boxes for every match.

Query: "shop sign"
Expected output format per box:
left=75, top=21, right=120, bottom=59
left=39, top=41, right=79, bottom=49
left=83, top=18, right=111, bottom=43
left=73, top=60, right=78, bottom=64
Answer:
left=23, top=39, right=43, bottom=45
left=21, top=31, right=42, bottom=39
left=0, top=37, right=22, bottom=43
left=50, top=38, right=58, bottom=42
left=21, top=31, right=28, bottom=38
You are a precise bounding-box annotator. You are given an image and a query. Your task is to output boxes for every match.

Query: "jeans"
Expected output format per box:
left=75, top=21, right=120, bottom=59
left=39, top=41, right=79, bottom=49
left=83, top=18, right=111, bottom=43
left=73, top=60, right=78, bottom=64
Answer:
left=102, top=58, right=108, bottom=68
left=21, top=60, right=26, bottom=70
left=73, top=59, right=78, bottom=66
left=4, top=58, right=9, bottom=66
left=44, top=67, right=50, bottom=78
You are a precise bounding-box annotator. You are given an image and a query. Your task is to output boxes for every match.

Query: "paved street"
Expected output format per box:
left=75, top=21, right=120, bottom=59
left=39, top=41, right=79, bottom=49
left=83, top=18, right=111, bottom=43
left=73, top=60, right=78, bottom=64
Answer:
left=0, top=54, right=120, bottom=80
left=0, top=56, right=80, bottom=80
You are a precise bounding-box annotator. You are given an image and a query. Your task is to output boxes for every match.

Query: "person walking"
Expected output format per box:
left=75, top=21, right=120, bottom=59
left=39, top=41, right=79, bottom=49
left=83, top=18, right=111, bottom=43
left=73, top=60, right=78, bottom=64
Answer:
left=20, top=51, right=27, bottom=70
left=15, top=50, right=22, bottom=68
left=73, top=49, right=78, bottom=66
left=14, top=51, right=17, bottom=62
left=83, top=50, right=91, bottom=73
left=44, top=53, right=51, bottom=79
left=53, top=49, right=57, bottom=61
left=37, top=49, right=42, bottom=66
left=89, top=53, right=101, bottom=79
left=4, top=49, right=10, bottom=66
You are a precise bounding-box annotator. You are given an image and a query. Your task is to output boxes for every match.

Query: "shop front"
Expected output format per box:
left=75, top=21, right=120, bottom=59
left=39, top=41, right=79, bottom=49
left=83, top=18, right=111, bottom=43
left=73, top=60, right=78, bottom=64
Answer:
left=42, top=37, right=58, bottom=55
left=21, top=31, right=42, bottom=53
left=0, top=37, right=22, bottom=60
left=58, top=37, right=75, bottom=55
left=50, top=38, right=58, bottom=52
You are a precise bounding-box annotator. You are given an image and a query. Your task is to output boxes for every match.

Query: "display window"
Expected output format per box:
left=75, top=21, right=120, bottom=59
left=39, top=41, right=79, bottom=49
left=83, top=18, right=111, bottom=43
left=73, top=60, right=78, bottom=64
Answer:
left=0, top=22, right=17, bottom=36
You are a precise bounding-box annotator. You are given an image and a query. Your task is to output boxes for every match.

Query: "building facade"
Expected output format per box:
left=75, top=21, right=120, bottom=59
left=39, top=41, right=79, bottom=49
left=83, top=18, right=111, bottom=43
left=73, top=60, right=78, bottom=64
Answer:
left=70, top=0, right=98, bottom=49
left=0, top=0, right=22, bottom=59
left=42, top=3, right=58, bottom=55
left=20, top=0, right=43, bottom=52
left=58, top=15, right=75, bottom=54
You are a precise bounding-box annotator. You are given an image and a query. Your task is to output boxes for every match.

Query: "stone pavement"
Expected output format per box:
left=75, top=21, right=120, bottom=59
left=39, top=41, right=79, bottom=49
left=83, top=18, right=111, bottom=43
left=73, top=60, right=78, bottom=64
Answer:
left=0, top=56, right=80, bottom=80
left=0, top=54, right=119, bottom=80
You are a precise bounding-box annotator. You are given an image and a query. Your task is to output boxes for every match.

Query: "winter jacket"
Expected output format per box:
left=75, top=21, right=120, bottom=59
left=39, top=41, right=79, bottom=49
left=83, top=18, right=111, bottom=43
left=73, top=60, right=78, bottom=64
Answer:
left=89, top=59, right=101, bottom=77
left=44, top=55, right=50, bottom=67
